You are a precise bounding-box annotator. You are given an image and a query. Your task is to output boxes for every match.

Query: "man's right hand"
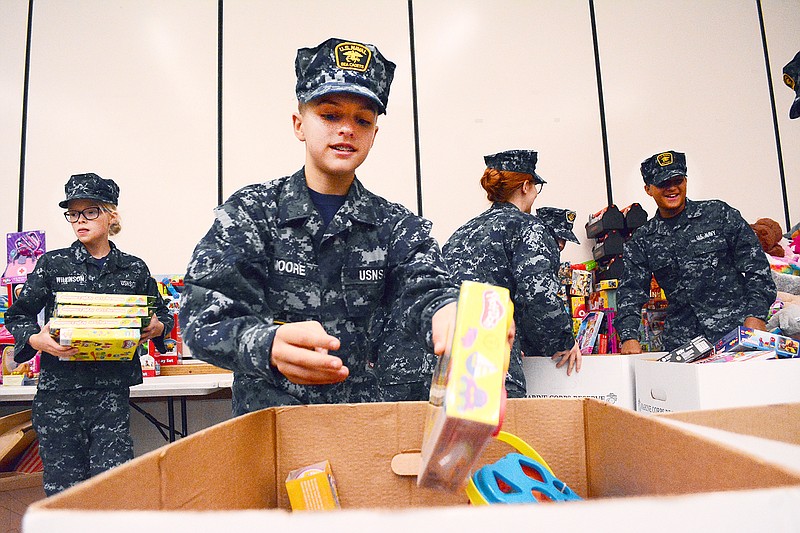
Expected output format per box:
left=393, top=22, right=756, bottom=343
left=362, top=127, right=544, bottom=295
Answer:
left=620, top=339, right=643, bottom=354
left=271, top=321, right=349, bottom=385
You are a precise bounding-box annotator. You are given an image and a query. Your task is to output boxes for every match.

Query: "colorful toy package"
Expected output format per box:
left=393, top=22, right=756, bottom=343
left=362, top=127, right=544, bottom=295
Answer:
left=51, top=292, right=154, bottom=361
left=1, top=231, right=45, bottom=286
left=55, top=292, right=155, bottom=307
left=57, top=328, right=140, bottom=361
left=285, top=460, right=341, bottom=511
left=418, top=281, right=513, bottom=492
left=714, top=326, right=799, bottom=359
left=55, top=304, right=151, bottom=319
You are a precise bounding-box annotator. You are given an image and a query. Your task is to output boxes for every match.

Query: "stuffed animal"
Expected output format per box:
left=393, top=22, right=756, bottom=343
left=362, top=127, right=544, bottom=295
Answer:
left=750, top=218, right=785, bottom=257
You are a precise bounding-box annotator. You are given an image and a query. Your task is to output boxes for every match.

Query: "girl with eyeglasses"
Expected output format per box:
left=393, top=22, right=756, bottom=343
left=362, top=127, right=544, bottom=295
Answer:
left=5, top=172, right=173, bottom=496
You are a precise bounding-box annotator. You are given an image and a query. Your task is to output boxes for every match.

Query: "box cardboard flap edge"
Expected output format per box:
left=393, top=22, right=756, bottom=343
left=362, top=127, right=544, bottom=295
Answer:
left=659, top=403, right=800, bottom=445
left=27, top=399, right=800, bottom=518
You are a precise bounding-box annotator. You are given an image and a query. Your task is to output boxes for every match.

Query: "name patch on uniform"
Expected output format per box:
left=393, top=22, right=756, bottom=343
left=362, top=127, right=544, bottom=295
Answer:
left=335, top=42, right=371, bottom=72
left=120, top=280, right=135, bottom=288
left=55, top=275, right=86, bottom=285
left=273, top=258, right=308, bottom=277
left=344, top=267, right=385, bottom=284
left=691, top=230, right=717, bottom=243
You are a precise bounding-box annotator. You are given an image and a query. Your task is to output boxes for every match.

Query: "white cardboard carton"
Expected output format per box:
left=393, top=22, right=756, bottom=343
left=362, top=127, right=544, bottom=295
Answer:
left=635, top=357, right=800, bottom=413
left=523, top=354, right=649, bottom=410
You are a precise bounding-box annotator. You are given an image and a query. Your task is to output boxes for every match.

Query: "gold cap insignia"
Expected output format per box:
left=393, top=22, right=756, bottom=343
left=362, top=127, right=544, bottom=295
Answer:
left=785, top=73, right=796, bottom=91
left=335, top=42, right=371, bottom=72
left=656, top=152, right=674, bottom=167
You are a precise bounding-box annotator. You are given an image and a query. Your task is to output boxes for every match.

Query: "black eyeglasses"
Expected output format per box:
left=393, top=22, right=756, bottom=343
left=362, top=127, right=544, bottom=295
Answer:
left=535, top=181, right=544, bottom=194
left=64, top=207, right=104, bottom=223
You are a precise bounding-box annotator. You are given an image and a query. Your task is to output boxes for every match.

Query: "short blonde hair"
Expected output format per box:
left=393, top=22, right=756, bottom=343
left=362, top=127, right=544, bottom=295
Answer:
left=99, top=201, right=122, bottom=236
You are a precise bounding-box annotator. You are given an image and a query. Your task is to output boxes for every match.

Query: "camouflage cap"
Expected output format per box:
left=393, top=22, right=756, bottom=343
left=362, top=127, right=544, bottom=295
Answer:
left=483, top=150, right=546, bottom=185
left=59, top=172, right=120, bottom=208
left=536, top=207, right=580, bottom=244
left=640, top=151, right=687, bottom=186
left=783, top=51, right=800, bottom=120
left=295, top=37, right=396, bottom=115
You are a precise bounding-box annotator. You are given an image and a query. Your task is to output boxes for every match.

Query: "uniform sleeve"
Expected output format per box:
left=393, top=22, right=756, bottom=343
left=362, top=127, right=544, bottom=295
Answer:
left=5, top=255, right=50, bottom=362
left=387, top=214, right=458, bottom=348
left=179, top=195, right=280, bottom=380
left=725, top=206, right=777, bottom=321
left=512, top=224, right=574, bottom=356
left=616, top=234, right=651, bottom=342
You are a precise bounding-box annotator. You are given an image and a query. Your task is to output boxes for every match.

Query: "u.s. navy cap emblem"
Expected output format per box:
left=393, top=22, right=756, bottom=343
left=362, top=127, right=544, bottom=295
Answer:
left=335, top=42, right=371, bottom=72
left=566, top=210, right=576, bottom=223
left=656, top=152, right=674, bottom=167
left=785, top=73, right=796, bottom=90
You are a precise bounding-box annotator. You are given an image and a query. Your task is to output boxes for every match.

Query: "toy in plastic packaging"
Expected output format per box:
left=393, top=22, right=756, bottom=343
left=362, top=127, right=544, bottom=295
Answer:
left=2, top=231, right=45, bottom=286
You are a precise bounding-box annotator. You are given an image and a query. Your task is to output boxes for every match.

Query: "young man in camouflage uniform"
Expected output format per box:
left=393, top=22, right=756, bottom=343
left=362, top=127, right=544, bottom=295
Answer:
left=179, top=38, right=459, bottom=414
left=443, top=150, right=581, bottom=397
left=6, top=173, right=173, bottom=495
left=617, top=151, right=776, bottom=354
left=536, top=207, right=580, bottom=252
left=783, top=51, right=800, bottom=120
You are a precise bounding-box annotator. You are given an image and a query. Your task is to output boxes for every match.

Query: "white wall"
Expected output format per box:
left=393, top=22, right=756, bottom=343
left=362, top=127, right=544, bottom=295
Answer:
left=1, top=0, right=798, bottom=271
left=597, top=0, right=785, bottom=227
left=0, top=0, right=28, bottom=236
left=414, top=0, right=607, bottom=265
left=16, top=0, right=218, bottom=275
left=763, top=0, right=800, bottom=228
left=222, top=0, right=419, bottom=213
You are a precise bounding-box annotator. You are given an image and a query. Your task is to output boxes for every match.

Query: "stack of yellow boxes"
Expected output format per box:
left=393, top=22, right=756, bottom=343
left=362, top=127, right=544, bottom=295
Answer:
left=50, top=292, right=153, bottom=361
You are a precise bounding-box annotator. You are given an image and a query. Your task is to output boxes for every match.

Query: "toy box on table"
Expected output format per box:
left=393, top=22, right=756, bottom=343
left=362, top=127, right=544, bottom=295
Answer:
left=22, top=399, right=800, bottom=532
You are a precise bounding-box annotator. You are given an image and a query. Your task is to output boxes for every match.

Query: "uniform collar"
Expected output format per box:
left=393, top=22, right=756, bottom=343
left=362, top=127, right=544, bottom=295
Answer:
left=278, top=168, right=380, bottom=228
left=70, top=240, right=120, bottom=266
left=650, top=198, right=698, bottom=235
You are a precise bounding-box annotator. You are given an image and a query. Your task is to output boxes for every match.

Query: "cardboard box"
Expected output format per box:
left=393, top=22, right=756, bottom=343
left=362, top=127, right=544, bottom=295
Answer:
left=23, top=399, right=800, bottom=531
left=523, top=354, right=641, bottom=410
left=0, top=410, right=45, bottom=533
left=635, top=357, right=800, bottom=413
left=659, top=403, right=800, bottom=446
left=1, top=472, right=44, bottom=533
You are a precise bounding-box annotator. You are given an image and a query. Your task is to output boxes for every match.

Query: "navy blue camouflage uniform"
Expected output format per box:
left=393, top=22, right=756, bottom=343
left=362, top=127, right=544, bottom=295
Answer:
left=179, top=169, right=458, bottom=414
left=5, top=241, right=173, bottom=495
left=443, top=202, right=575, bottom=396
left=616, top=198, right=776, bottom=350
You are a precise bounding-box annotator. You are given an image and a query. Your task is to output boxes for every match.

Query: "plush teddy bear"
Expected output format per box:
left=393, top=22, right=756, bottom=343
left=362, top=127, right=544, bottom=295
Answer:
left=750, top=218, right=785, bottom=257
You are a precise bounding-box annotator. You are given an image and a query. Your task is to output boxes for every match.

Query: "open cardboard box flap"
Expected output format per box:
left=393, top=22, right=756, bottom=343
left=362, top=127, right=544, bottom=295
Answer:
left=26, top=399, right=800, bottom=528
left=659, top=402, right=800, bottom=445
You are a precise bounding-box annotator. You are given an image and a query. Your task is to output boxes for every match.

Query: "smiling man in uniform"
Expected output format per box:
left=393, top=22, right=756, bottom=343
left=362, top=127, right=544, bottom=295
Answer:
left=616, top=150, right=776, bottom=354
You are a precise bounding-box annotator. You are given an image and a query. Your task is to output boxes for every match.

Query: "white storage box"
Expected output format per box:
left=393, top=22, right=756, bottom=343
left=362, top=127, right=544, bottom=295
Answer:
left=635, top=357, right=800, bottom=413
